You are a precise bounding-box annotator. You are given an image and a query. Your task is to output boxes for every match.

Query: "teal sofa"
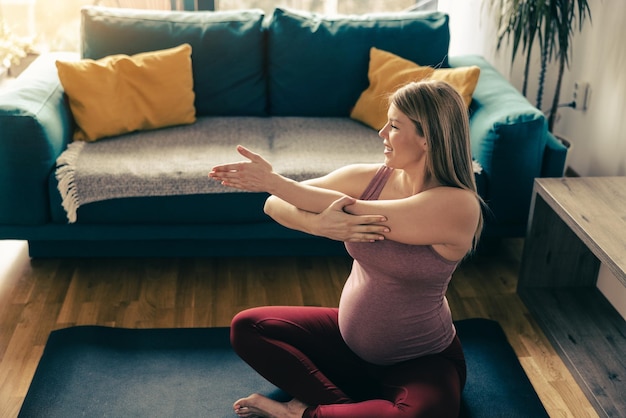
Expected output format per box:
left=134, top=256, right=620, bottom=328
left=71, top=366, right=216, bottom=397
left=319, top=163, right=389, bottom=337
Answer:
left=0, top=6, right=567, bottom=258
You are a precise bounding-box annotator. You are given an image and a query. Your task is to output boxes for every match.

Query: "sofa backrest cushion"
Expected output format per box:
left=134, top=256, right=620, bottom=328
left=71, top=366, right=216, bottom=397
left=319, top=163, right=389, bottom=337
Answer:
left=266, top=7, right=450, bottom=117
left=80, top=6, right=266, bottom=116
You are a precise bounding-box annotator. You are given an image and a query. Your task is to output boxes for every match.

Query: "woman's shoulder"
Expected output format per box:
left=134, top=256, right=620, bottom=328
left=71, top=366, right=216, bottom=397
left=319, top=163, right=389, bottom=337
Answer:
left=331, top=163, right=385, bottom=176
left=305, top=163, right=384, bottom=196
left=413, top=187, right=481, bottom=261
left=421, top=186, right=481, bottom=235
left=401, top=186, right=481, bottom=237
left=419, top=186, right=480, bottom=212
left=305, top=163, right=382, bottom=179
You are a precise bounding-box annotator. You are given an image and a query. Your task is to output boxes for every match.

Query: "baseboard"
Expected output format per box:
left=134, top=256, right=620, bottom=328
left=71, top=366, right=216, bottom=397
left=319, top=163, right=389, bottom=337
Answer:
left=565, top=166, right=580, bottom=177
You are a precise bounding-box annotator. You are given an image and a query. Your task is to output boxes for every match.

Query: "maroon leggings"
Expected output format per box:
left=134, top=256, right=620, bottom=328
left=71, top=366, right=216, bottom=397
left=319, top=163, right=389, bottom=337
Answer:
left=230, top=306, right=466, bottom=418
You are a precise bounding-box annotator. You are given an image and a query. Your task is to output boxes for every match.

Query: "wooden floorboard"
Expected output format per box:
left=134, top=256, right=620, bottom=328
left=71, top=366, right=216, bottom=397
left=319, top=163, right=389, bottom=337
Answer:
left=519, top=287, right=626, bottom=417
left=0, top=239, right=599, bottom=417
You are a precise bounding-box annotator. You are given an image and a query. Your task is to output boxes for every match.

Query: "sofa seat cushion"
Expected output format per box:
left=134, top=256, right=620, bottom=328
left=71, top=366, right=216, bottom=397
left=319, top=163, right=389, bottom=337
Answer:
left=48, top=190, right=273, bottom=225
left=51, top=117, right=384, bottom=224
left=267, top=8, right=450, bottom=117
left=80, top=6, right=266, bottom=116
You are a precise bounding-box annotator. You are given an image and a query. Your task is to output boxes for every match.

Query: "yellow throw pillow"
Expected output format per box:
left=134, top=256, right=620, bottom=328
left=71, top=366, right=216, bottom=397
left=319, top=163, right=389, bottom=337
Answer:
left=56, top=43, right=196, bottom=142
left=428, top=66, right=481, bottom=108
left=350, top=47, right=434, bottom=131
left=350, top=47, right=480, bottom=130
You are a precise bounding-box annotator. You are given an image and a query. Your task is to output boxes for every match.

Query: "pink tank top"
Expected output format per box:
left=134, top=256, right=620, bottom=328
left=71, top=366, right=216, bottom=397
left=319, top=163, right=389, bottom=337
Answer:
left=339, top=165, right=459, bottom=365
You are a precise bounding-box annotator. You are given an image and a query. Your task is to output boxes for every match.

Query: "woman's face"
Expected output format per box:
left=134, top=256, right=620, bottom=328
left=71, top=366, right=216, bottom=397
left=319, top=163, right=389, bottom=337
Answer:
left=378, top=104, right=427, bottom=170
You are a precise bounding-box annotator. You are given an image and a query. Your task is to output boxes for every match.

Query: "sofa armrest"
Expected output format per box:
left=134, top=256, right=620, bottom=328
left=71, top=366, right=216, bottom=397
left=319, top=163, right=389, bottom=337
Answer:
left=450, top=54, right=550, bottom=237
left=0, top=52, right=76, bottom=225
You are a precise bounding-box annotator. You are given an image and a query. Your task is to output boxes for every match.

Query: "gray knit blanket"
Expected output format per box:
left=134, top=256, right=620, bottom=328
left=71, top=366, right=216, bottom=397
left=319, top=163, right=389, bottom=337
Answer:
left=55, top=117, right=385, bottom=223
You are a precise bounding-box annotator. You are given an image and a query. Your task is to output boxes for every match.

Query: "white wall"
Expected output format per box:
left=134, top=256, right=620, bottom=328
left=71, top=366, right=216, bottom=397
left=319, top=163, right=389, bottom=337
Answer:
left=553, top=0, right=626, bottom=177
left=438, top=0, right=513, bottom=81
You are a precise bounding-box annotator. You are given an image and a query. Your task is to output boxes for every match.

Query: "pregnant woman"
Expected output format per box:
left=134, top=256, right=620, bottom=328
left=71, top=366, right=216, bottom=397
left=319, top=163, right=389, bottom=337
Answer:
left=209, top=80, right=484, bottom=418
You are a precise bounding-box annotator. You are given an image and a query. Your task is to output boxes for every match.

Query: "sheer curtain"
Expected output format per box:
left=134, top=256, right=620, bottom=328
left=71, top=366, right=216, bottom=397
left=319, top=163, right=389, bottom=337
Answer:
left=94, top=0, right=172, bottom=8
left=215, top=0, right=419, bottom=14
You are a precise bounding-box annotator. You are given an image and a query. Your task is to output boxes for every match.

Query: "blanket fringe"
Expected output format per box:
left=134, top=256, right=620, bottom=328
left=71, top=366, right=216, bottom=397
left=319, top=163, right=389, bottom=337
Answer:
left=55, top=141, right=85, bottom=223
left=472, top=160, right=483, bottom=174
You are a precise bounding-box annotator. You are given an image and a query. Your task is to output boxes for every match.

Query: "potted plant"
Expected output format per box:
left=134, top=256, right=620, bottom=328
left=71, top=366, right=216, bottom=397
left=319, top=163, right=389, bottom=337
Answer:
left=485, top=0, right=592, bottom=131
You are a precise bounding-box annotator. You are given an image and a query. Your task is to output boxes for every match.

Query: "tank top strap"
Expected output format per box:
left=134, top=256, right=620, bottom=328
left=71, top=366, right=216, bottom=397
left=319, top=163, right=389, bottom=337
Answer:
left=360, top=165, right=394, bottom=200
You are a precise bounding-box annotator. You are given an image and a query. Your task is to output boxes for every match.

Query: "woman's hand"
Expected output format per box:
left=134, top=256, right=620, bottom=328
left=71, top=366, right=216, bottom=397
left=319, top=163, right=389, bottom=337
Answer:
left=211, top=147, right=389, bottom=243
left=209, top=145, right=275, bottom=192
left=312, top=196, right=389, bottom=242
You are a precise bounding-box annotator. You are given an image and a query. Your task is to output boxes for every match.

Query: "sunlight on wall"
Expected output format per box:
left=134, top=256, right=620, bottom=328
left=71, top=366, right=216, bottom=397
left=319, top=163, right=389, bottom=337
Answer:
left=438, top=0, right=516, bottom=88
left=1, top=0, right=94, bottom=52
left=438, top=0, right=489, bottom=57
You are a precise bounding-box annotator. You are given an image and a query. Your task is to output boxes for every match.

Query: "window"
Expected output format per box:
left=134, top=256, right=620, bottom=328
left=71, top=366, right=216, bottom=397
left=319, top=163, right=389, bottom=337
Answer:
left=0, top=0, right=436, bottom=54
left=215, top=1, right=423, bottom=15
left=169, top=1, right=435, bottom=14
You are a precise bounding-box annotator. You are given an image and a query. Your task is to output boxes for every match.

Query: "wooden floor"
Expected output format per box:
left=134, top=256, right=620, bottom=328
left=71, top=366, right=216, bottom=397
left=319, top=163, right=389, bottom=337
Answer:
left=0, top=239, right=598, bottom=417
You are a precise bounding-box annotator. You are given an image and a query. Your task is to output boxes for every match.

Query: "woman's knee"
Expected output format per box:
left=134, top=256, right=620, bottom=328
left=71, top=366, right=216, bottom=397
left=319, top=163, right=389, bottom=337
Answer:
left=230, top=306, right=295, bottom=350
left=230, top=307, right=267, bottom=352
left=231, top=307, right=259, bottom=329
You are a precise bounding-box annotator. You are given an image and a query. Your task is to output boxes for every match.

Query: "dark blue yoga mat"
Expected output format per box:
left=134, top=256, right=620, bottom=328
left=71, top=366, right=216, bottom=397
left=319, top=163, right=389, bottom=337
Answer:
left=19, top=318, right=548, bottom=418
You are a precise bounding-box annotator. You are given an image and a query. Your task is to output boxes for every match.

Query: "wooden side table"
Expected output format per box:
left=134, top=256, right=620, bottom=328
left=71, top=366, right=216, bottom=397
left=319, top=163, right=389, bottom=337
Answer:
left=518, top=177, right=626, bottom=417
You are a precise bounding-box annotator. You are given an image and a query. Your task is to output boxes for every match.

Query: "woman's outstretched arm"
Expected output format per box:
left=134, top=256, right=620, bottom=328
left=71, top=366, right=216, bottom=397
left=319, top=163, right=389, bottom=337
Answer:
left=210, top=146, right=479, bottom=252
left=209, top=145, right=346, bottom=214
left=209, top=145, right=388, bottom=242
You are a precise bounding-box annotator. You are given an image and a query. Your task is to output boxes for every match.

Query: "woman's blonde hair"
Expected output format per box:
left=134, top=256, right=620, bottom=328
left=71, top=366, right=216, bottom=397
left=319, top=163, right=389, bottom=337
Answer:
left=390, top=80, right=484, bottom=248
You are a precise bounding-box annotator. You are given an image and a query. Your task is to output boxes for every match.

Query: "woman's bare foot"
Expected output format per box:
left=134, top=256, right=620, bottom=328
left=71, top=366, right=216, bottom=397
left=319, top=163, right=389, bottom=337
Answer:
left=233, top=393, right=308, bottom=418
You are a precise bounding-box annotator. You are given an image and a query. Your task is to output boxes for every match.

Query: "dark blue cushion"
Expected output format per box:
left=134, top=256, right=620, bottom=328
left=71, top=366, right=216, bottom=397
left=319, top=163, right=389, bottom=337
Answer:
left=80, top=6, right=267, bottom=116
left=267, top=8, right=450, bottom=116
